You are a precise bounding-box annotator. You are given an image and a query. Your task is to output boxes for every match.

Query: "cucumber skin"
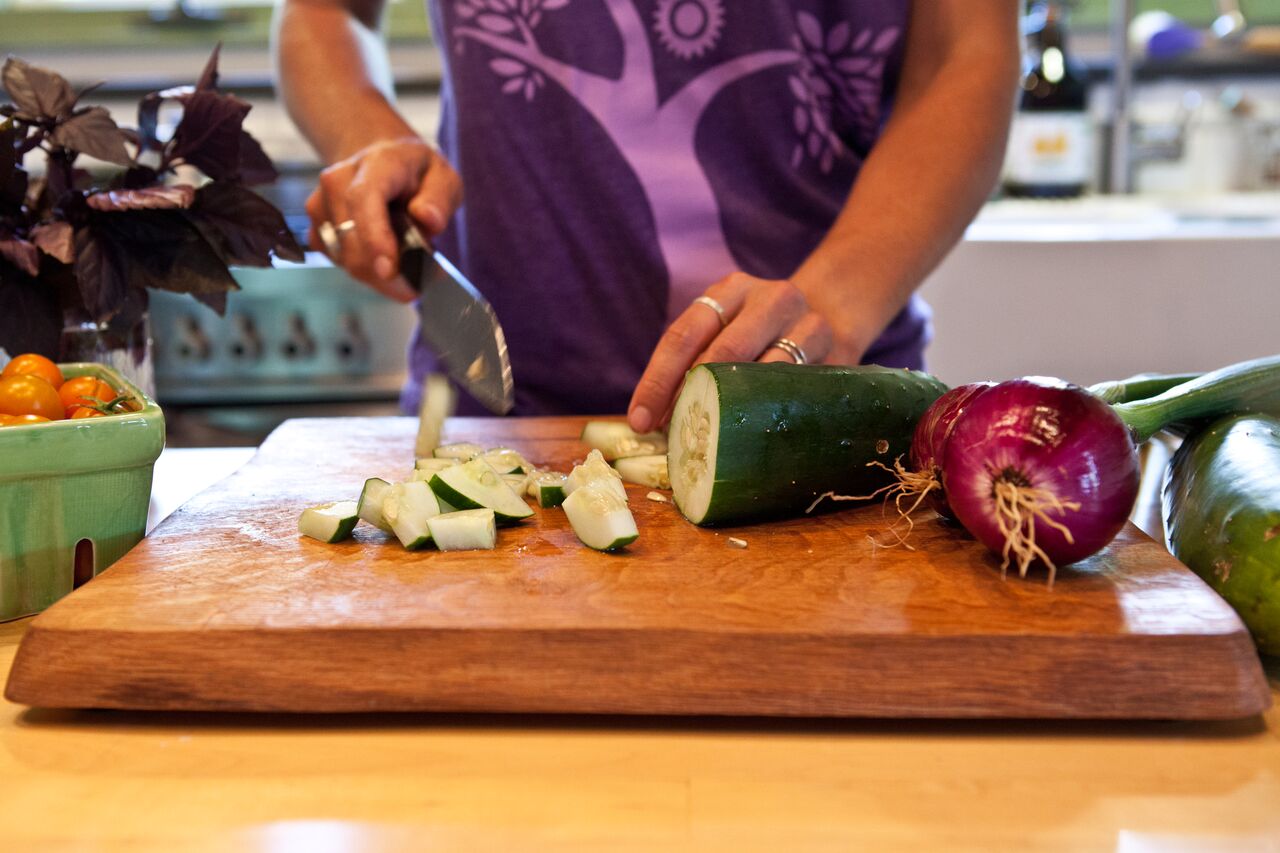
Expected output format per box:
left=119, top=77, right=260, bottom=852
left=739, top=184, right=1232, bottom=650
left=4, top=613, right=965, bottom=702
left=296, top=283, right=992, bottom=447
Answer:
left=1164, top=414, right=1280, bottom=656
left=682, top=363, right=948, bottom=526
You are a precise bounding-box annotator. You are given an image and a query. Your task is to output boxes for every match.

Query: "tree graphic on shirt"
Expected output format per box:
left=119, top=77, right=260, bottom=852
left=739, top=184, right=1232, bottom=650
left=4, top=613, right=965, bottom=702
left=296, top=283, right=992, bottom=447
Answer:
left=452, top=0, right=899, bottom=302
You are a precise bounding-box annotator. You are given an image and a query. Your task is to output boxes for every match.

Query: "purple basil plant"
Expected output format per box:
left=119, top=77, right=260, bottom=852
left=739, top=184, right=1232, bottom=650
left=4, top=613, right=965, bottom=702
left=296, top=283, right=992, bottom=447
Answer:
left=0, top=46, right=303, bottom=358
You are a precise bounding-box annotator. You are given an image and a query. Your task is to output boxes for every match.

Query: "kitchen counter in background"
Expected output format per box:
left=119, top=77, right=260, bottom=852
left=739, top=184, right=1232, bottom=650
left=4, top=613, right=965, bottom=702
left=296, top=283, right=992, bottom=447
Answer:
left=921, top=193, right=1280, bottom=389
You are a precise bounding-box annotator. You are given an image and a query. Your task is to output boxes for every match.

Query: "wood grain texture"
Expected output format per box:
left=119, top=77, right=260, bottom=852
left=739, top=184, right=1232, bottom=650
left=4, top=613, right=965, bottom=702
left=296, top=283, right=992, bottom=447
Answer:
left=5, top=417, right=1270, bottom=718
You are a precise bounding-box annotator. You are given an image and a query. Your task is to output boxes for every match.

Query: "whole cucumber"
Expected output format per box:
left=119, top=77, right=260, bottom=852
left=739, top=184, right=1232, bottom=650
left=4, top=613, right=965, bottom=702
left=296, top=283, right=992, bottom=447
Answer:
left=1163, top=414, right=1280, bottom=655
left=668, top=363, right=948, bottom=526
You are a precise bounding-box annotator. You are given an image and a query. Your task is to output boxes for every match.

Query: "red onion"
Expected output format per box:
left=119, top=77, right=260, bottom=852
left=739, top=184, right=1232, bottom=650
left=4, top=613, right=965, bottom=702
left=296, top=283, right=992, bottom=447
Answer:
left=909, top=382, right=995, bottom=519
left=941, top=377, right=1140, bottom=583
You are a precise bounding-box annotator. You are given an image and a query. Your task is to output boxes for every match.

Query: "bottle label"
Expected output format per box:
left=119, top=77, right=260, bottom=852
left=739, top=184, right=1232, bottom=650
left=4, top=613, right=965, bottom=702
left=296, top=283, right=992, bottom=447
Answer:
left=1003, top=112, right=1091, bottom=186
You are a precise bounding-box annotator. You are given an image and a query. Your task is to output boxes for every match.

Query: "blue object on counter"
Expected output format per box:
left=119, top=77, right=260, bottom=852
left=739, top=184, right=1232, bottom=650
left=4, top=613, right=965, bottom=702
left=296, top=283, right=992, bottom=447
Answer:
left=1147, top=23, right=1205, bottom=59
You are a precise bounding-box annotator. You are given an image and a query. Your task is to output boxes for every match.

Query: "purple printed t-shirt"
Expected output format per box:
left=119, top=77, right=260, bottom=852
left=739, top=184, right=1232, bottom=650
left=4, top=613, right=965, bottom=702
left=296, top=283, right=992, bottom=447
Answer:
left=407, top=0, right=930, bottom=415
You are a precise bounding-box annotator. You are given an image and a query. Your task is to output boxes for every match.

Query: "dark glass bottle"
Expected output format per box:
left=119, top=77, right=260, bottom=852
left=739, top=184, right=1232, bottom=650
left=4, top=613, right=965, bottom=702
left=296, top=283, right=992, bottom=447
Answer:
left=1002, top=2, right=1091, bottom=198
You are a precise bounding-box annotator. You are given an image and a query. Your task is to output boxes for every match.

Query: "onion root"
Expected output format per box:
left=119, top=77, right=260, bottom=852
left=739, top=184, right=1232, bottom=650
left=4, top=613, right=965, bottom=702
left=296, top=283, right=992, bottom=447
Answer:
left=990, top=478, right=1081, bottom=586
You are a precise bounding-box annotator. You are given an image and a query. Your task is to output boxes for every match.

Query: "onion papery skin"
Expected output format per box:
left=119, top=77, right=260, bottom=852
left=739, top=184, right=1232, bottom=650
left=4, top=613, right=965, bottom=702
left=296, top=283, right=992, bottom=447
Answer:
left=942, top=377, right=1141, bottom=571
left=910, top=382, right=995, bottom=519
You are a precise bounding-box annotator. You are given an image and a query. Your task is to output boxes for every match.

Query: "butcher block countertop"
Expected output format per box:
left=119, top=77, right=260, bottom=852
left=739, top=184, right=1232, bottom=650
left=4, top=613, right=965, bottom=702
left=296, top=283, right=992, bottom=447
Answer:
left=1, top=426, right=1279, bottom=850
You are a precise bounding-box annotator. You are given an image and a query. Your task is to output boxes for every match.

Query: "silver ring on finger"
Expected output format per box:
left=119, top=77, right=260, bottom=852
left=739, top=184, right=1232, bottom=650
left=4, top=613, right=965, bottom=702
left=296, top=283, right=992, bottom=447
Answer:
left=317, top=219, right=357, bottom=257
left=768, top=337, right=808, bottom=365
left=693, top=295, right=729, bottom=328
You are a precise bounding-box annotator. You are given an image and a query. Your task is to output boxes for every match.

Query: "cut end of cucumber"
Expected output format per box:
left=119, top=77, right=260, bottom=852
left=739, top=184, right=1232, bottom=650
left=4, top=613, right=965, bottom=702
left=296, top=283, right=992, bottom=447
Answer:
left=563, top=481, right=639, bottom=552
left=667, top=365, right=720, bottom=524
left=428, top=508, right=497, bottom=551
left=581, top=420, right=668, bottom=461
left=434, top=442, right=484, bottom=462
left=566, top=449, right=628, bottom=503
left=528, top=471, right=568, bottom=508
left=298, top=500, right=360, bottom=543
left=383, top=480, right=443, bottom=551
left=357, top=478, right=395, bottom=533
left=613, top=454, right=669, bottom=489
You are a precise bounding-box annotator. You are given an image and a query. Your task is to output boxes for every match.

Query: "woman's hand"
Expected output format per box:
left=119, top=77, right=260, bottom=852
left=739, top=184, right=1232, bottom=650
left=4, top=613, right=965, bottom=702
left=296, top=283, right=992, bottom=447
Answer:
left=627, top=272, right=836, bottom=434
left=305, top=138, right=463, bottom=302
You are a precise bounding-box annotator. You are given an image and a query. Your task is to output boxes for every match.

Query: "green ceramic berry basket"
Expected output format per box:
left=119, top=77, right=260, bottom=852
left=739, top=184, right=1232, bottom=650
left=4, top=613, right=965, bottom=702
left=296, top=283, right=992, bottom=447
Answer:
left=0, top=363, right=165, bottom=622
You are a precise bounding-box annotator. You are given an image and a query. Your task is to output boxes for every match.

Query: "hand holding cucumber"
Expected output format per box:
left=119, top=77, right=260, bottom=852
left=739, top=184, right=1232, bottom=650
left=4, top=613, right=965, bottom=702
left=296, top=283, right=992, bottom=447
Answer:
left=627, top=271, right=836, bottom=434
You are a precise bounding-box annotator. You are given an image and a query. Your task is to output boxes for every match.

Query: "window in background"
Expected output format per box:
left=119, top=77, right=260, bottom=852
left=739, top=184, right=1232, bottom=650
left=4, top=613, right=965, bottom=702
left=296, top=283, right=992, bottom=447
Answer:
left=1070, top=0, right=1280, bottom=29
left=0, top=0, right=431, bottom=51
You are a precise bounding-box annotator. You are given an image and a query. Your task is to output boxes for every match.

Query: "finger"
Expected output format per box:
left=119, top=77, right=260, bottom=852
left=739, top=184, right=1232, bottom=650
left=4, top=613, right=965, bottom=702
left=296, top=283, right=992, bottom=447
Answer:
left=348, top=166, right=405, bottom=282
left=305, top=188, right=333, bottom=256
left=408, top=154, right=464, bottom=241
left=697, top=280, right=808, bottom=365
left=315, top=162, right=417, bottom=302
left=758, top=311, right=834, bottom=364
left=627, top=275, right=753, bottom=433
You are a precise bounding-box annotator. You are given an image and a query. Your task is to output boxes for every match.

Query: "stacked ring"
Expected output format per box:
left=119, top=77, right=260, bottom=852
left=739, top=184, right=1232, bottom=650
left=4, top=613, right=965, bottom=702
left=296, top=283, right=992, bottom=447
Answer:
left=768, top=337, right=808, bottom=365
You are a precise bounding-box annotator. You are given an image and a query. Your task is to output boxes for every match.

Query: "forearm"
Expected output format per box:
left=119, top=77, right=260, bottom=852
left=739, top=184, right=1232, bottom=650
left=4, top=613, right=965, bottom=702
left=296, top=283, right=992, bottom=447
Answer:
left=792, top=3, right=1019, bottom=363
left=271, top=0, right=419, bottom=164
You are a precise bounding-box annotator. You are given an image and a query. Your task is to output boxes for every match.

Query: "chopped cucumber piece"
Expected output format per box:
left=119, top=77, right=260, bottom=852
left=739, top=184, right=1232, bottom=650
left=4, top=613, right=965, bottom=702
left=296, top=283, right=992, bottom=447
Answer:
left=581, top=420, right=667, bottom=461
left=434, top=442, right=484, bottom=462
left=563, top=480, right=639, bottom=552
left=357, top=478, right=394, bottom=533
left=528, top=471, right=568, bottom=508
left=481, top=446, right=530, bottom=474
left=613, top=454, right=669, bottom=489
left=502, top=471, right=530, bottom=493
left=415, top=373, right=457, bottom=458
left=298, top=500, right=359, bottom=543
left=414, top=457, right=459, bottom=475
left=566, top=449, right=628, bottom=503
left=427, top=509, right=498, bottom=551
left=429, top=458, right=535, bottom=523
left=382, top=480, right=443, bottom=550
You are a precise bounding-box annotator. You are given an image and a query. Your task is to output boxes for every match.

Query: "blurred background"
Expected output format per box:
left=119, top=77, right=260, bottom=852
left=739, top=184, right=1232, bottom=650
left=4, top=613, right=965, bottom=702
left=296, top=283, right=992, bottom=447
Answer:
left=2, top=0, right=1278, bottom=444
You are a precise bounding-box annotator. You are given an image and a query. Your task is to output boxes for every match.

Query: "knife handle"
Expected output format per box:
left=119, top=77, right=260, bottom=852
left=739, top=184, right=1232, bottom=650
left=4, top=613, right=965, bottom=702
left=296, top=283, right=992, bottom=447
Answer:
left=388, top=205, right=431, bottom=253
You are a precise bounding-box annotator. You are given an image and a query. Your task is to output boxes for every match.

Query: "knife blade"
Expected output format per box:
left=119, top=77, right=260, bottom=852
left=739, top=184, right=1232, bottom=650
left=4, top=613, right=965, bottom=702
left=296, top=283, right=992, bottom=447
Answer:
left=398, top=229, right=514, bottom=416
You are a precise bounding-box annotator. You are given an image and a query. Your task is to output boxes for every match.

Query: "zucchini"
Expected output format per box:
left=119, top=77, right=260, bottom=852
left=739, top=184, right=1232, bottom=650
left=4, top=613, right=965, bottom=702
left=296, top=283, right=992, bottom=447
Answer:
left=298, top=501, right=359, bottom=543
left=382, top=480, right=444, bottom=550
left=668, top=363, right=947, bottom=525
left=356, top=478, right=394, bottom=533
left=429, top=458, right=534, bottom=523
left=428, top=509, right=498, bottom=551
left=566, top=449, right=627, bottom=502
left=1113, top=354, right=1280, bottom=443
left=581, top=420, right=667, bottom=461
left=563, top=480, right=639, bottom=551
left=1163, top=413, right=1280, bottom=655
left=613, top=454, right=669, bottom=489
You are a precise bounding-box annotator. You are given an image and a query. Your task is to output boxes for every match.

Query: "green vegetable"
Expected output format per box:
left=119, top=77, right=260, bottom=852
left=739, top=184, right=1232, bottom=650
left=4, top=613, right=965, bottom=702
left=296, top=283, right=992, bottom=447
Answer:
left=298, top=501, right=359, bottom=543
left=356, top=478, right=394, bottom=533
left=1113, top=354, right=1280, bottom=443
left=1163, top=413, right=1280, bottom=655
left=427, top=509, right=498, bottom=551
left=429, top=458, right=534, bottom=524
left=1088, top=372, right=1200, bottom=405
left=562, top=480, right=639, bottom=551
left=668, top=363, right=948, bottom=525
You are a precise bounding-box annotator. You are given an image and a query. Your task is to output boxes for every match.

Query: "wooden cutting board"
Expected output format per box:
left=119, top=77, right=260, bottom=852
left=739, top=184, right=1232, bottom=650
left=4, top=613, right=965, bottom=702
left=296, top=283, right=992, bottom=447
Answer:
left=6, top=417, right=1270, bottom=719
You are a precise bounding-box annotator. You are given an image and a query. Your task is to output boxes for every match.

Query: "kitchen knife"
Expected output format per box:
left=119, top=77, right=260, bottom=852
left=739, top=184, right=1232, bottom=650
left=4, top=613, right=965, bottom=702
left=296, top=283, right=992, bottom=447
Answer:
left=398, top=230, right=514, bottom=416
